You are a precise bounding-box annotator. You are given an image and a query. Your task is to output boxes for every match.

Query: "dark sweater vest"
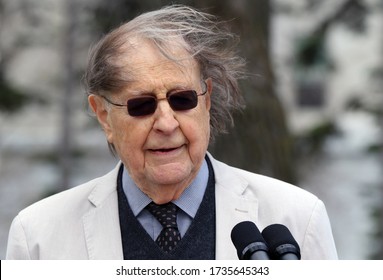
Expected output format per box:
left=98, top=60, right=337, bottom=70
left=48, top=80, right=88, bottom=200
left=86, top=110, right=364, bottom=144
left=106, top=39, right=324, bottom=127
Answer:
left=117, top=156, right=216, bottom=259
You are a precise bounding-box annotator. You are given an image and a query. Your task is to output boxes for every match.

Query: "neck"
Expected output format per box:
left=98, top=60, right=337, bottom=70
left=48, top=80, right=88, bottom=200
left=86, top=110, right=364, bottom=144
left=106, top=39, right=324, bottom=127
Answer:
left=139, top=177, right=194, bottom=204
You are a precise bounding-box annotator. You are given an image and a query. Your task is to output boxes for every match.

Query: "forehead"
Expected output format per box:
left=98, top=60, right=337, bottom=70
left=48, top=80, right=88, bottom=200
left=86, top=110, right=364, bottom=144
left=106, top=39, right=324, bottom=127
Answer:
left=119, top=37, right=200, bottom=84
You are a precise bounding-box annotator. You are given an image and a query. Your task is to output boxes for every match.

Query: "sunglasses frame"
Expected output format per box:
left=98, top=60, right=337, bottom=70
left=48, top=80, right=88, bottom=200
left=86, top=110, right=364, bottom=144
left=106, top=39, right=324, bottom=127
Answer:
left=100, top=80, right=208, bottom=117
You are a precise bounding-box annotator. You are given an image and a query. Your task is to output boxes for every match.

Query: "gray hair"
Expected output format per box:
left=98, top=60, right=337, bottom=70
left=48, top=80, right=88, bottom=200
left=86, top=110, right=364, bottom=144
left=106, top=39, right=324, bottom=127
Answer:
left=84, top=4, right=246, bottom=141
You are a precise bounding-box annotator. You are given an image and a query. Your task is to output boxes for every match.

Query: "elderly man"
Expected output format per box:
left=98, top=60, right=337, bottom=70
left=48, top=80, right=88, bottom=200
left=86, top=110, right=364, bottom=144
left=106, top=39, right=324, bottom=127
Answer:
left=6, top=5, right=337, bottom=259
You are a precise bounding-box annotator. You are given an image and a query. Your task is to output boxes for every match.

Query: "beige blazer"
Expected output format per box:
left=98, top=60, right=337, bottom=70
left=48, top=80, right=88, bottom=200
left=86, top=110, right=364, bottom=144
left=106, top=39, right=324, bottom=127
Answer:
left=6, top=154, right=338, bottom=259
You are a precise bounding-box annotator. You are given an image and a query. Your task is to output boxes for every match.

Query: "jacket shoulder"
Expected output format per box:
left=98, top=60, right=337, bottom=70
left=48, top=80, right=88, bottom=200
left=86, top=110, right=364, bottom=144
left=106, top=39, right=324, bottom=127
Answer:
left=209, top=154, right=317, bottom=202
left=16, top=163, right=120, bottom=225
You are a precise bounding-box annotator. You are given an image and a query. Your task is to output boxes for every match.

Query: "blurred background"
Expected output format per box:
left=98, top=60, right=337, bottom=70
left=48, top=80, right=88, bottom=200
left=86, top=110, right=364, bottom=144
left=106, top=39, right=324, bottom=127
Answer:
left=0, top=0, right=382, bottom=259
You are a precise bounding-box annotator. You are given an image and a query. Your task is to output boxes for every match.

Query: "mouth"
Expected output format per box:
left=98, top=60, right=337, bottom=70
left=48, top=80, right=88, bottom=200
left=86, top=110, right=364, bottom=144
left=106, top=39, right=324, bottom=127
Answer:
left=149, top=145, right=183, bottom=154
left=150, top=147, right=178, bottom=153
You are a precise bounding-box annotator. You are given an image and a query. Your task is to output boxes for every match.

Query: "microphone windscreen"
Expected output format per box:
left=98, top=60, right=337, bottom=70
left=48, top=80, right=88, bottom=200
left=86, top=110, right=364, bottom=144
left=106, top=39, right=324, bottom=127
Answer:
left=231, top=221, right=266, bottom=259
left=262, top=224, right=300, bottom=259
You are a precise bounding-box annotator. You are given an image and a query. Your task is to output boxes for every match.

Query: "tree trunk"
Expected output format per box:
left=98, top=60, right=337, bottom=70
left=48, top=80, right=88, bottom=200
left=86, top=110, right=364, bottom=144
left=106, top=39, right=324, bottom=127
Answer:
left=59, top=0, right=76, bottom=190
left=206, top=0, right=295, bottom=183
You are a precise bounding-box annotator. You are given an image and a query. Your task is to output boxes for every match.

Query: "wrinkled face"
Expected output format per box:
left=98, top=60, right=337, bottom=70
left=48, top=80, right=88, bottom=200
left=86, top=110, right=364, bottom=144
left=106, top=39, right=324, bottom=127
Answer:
left=89, top=38, right=212, bottom=204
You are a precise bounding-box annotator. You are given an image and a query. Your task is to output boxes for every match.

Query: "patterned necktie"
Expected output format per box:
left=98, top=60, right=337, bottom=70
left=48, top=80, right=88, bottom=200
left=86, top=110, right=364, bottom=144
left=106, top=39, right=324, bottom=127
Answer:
left=146, top=202, right=181, bottom=252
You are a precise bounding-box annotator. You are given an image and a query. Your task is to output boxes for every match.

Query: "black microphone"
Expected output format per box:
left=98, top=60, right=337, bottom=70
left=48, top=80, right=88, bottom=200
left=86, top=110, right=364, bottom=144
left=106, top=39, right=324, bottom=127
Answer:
left=261, top=224, right=301, bottom=260
left=231, top=221, right=270, bottom=260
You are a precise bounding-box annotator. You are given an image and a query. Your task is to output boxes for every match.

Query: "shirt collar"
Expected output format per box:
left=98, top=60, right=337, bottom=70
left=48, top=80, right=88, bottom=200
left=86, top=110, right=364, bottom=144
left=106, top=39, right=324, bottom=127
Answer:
left=122, top=159, right=209, bottom=219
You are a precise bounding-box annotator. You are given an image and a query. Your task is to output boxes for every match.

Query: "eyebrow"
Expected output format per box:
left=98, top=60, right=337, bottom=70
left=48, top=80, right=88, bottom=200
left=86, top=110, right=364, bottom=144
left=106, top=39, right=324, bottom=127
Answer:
left=122, top=83, right=194, bottom=96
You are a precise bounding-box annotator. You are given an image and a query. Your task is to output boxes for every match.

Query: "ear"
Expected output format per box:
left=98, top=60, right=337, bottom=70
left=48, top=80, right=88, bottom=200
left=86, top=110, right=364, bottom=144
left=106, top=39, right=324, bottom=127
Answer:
left=205, top=78, right=213, bottom=111
left=88, top=94, right=114, bottom=143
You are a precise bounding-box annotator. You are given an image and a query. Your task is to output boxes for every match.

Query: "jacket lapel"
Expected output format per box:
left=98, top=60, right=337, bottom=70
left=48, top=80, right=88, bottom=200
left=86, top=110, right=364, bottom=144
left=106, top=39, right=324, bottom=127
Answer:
left=208, top=154, right=259, bottom=259
left=82, top=163, right=124, bottom=259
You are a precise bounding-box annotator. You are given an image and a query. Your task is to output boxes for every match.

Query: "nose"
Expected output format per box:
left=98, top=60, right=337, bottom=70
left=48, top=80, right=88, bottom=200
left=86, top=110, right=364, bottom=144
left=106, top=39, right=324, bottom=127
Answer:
left=152, top=99, right=180, bottom=134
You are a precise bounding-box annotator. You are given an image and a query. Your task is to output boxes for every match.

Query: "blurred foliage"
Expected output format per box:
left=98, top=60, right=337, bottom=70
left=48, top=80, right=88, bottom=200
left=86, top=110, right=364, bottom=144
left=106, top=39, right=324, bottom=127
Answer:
left=90, top=0, right=195, bottom=34
left=0, top=73, right=48, bottom=113
left=295, top=0, right=367, bottom=70
left=295, top=34, right=327, bottom=68
left=29, top=148, right=87, bottom=165
left=0, top=0, right=44, bottom=113
left=346, top=96, right=383, bottom=117
left=370, top=206, right=383, bottom=259
left=366, top=143, right=382, bottom=154
left=345, top=96, right=383, bottom=155
left=0, top=76, right=30, bottom=113
left=294, top=121, right=339, bottom=156
left=337, top=0, right=367, bottom=33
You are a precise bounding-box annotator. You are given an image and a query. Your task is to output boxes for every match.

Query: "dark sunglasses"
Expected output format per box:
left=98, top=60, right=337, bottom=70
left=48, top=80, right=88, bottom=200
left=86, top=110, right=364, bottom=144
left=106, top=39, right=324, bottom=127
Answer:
left=101, top=81, right=208, bottom=117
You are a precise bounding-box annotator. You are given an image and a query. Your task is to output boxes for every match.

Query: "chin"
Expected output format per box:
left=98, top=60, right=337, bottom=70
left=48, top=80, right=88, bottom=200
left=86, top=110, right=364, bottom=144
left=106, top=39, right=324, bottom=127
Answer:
left=149, top=166, right=194, bottom=186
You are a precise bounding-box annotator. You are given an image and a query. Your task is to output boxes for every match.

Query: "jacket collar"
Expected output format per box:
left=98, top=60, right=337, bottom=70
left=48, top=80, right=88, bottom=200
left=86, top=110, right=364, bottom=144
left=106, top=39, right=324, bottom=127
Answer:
left=83, top=163, right=124, bottom=259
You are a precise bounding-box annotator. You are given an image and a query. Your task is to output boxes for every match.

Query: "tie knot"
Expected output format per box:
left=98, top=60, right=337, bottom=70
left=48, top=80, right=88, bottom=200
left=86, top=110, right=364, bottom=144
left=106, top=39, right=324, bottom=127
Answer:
left=146, top=202, right=178, bottom=228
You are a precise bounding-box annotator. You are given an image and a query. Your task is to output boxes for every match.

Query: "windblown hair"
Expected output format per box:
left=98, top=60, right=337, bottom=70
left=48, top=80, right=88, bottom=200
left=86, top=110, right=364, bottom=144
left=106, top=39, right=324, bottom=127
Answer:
left=84, top=4, right=246, bottom=141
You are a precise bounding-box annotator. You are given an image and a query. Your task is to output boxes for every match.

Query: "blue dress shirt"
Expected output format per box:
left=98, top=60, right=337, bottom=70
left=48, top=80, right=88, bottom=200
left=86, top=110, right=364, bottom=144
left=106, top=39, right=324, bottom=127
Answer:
left=122, top=159, right=209, bottom=240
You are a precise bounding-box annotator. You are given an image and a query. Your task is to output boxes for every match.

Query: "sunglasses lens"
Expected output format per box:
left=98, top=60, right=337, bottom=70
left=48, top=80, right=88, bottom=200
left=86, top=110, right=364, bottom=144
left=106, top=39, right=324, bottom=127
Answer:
left=169, top=91, right=198, bottom=111
left=126, top=90, right=198, bottom=116
left=128, top=96, right=157, bottom=116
